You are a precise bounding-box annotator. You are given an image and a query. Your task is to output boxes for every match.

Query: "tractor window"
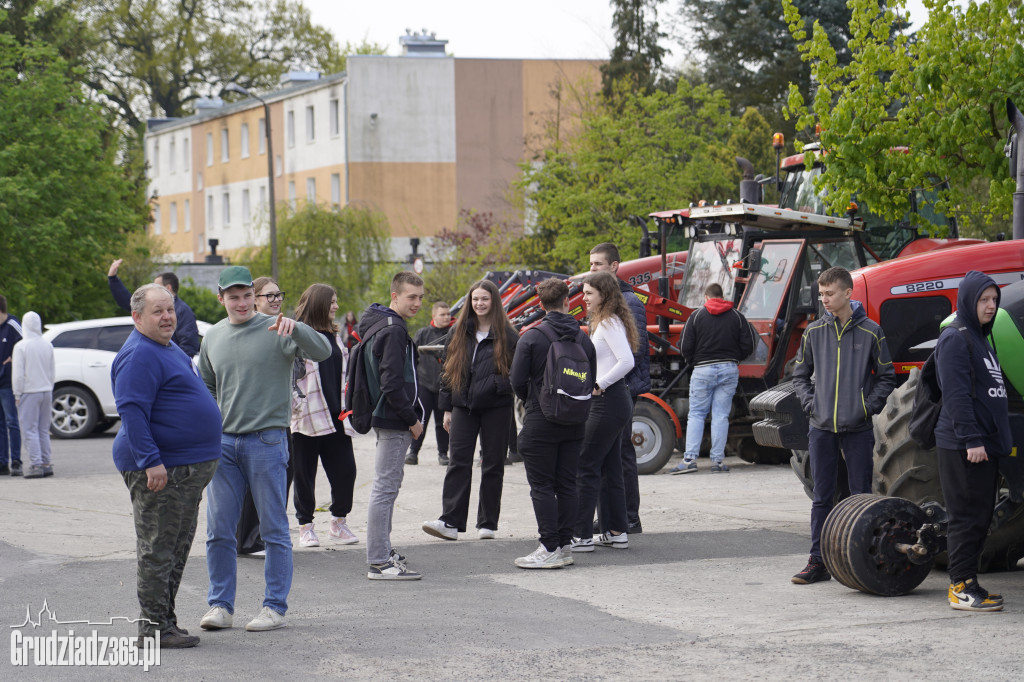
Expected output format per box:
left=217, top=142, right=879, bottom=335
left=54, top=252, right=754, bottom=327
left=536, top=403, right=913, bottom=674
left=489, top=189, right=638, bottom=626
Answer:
left=739, top=241, right=803, bottom=320
left=679, top=238, right=742, bottom=308
left=880, top=296, right=953, bottom=364
left=912, top=188, right=952, bottom=233
left=779, top=166, right=826, bottom=214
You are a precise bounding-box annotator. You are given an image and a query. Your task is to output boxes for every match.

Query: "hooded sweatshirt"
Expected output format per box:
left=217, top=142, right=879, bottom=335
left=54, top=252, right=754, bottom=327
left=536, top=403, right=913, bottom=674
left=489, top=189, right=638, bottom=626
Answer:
left=792, top=300, right=897, bottom=433
left=679, top=297, right=756, bottom=367
left=358, top=303, right=422, bottom=430
left=510, top=311, right=598, bottom=414
left=934, top=270, right=1012, bottom=455
left=11, top=312, right=54, bottom=397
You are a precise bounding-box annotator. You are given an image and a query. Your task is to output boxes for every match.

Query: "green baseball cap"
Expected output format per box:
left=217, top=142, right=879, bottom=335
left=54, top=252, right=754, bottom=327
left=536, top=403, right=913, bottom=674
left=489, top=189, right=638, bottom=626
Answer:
left=218, top=265, right=254, bottom=290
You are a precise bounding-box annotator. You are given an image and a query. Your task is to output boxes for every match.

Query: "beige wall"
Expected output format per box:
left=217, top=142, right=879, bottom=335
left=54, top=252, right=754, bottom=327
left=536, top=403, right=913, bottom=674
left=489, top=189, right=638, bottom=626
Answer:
left=521, top=60, right=603, bottom=155
left=349, top=162, right=456, bottom=238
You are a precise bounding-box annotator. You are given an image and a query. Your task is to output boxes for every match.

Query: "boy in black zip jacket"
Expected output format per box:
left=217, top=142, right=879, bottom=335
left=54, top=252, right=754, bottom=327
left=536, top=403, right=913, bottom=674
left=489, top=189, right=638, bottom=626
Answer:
left=509, top=278, right=598, bottom=568
left=791, top=266, right=896, bottom=584
left=935, top=270, right=1011, bottom=611
left=360, top=273, right=425, bottom=580
left=407, top=302, right=452, bottom=465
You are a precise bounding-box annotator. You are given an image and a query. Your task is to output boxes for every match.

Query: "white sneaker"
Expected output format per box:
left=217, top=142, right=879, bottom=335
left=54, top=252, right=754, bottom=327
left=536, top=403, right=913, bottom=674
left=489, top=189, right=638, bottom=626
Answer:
left=200, top=606, right=233, bottom=630
left=514, top=544, right=564, bottom=569
left=596, top=531, right=629, bottom=549
left=299, top=523, right=320, bottom=547
left=422, top=519, right=458, bottom=540
left=570, top=537, right=595, bottom=553
left=558, top=546, right=575, bottom=566
left=329, top=517, right=359, bottom=545
left=478, top=528, right=496, bottom=540
left=245, top=606, right=286, bottom=632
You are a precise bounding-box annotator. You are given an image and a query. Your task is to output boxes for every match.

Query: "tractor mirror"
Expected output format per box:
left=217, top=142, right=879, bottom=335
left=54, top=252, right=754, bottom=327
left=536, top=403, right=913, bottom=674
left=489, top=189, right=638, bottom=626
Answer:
left=748, top=248, right=762, bottom=273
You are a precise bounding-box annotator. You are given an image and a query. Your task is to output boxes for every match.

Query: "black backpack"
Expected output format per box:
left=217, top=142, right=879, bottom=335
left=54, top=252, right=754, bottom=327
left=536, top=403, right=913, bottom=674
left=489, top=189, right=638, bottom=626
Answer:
left=909, top=323, right=973, bottom=449
left=533, top=323, right=594, bottom=425
left=344, top=316, right=393, bottom=434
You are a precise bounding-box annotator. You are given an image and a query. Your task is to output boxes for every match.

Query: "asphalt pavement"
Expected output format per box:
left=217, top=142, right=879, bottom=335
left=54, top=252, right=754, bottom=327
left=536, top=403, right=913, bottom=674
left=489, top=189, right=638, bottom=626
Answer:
left=1, top=426, right=1023, bottom=680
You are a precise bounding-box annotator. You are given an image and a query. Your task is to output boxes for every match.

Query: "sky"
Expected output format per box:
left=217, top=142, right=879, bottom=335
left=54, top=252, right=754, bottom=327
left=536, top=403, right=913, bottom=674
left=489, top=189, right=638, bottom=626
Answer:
left=303, top=0, right=934, bottom=64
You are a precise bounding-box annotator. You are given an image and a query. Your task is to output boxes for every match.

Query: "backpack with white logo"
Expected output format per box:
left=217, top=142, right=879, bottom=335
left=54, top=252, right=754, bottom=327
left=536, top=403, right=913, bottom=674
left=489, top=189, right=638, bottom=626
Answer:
left=533, top=323, right=593, bottom=425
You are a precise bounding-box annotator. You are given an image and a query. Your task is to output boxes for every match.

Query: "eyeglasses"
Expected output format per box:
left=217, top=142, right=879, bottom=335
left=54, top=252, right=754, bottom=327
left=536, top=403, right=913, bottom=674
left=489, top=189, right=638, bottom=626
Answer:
left=257, top=292, right=285, bottom=302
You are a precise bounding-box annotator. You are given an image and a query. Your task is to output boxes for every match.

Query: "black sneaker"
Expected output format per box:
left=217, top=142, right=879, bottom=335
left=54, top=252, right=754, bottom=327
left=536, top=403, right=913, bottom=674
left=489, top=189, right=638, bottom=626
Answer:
left=10, top=461, right=22, bottom=477
left=0, top=463, right=9, bottom=476
left=438, top=452, right=449, bottom=466
left=404, top=452, right=418, bottom=465
left=628, top=520, right=643, bottom=534
left=41, top=465, right=53, bottom=477
left=791, top=557, right=831, bottom=584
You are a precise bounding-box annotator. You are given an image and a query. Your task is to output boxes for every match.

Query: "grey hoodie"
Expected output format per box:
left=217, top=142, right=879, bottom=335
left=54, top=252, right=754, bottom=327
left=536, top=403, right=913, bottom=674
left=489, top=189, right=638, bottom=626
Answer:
left=12, top=312, right=55, bottom=397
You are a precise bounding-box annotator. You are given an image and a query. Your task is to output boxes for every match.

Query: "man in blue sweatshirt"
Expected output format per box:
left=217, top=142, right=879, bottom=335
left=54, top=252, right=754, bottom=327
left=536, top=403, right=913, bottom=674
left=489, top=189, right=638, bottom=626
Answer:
left=791, top=266, right=896, bottom=585
left=112, top=284, right=223, bottom=649
left=0, top=294, right=23, bottom=476
left=108, top=259, right=200, bottom=357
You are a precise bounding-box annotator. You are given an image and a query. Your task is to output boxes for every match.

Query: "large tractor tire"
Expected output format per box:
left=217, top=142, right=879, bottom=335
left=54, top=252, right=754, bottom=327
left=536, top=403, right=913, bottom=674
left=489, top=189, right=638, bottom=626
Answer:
left=790, top=449, right=850, bottom=504
left=873, top=370, right=1024, bottom=572
left=633, top=400, right=676, bottom=475
left=821, top=494, right=934, bottom=596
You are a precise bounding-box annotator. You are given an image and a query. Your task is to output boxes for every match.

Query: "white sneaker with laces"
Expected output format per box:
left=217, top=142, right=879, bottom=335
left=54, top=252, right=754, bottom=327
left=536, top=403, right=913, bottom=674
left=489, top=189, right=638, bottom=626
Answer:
left=422, top=519, right=458, bottom=540
left=596, top=531, right=629, bottom=549
left=200, top=606, right=233, bottom=630
left=558, top=546, right=575, bottom=566
left=478, top=528, right=496, bottom=540
left=570, top=536, right=595, bottom=553
left=245, top=606, right=286, bottom=631
left=329, top=517, right=359, bottom=544
left=514, top=544, right=564, bottom=569
left=299, top=523, right=320, bottom=547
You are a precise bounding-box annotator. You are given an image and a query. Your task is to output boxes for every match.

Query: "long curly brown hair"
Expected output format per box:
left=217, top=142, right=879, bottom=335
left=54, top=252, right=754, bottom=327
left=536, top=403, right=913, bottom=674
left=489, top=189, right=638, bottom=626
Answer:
left=443, top=280, right=514, bottom=394
left=583, top=271, right=638, bottom=351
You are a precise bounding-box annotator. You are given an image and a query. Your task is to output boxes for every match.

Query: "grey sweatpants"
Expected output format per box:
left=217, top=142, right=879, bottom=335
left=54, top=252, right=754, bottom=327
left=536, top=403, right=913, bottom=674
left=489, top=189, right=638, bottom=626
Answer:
left=18, top=391, right=51, bottom=467
left=366, top=428, right=412, bottom=565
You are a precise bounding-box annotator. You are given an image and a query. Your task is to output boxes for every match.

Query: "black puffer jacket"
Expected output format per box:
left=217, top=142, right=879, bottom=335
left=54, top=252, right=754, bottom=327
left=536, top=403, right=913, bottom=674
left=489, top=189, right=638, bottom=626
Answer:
left=438, top=319, right=518, bottom=412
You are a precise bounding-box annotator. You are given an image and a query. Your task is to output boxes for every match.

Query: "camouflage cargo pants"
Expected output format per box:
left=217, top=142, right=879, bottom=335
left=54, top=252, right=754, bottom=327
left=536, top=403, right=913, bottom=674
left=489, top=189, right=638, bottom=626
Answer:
left=122, top=459, right=218, bottom=636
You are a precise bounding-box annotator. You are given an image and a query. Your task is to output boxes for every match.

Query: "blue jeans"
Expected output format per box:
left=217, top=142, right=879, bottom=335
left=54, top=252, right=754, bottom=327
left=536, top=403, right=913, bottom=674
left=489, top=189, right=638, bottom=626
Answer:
left=0, top=387, right=21, bottom=465
left=684, top=363, right=739, bottom=463
left=808, top=427, right=874, bottom=562
left=206, top=429, right=292, bottom=615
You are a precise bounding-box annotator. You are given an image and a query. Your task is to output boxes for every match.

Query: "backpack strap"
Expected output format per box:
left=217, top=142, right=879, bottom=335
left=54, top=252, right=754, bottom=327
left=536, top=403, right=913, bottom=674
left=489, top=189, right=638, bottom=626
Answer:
left=947, top=320, right=976, bottom=400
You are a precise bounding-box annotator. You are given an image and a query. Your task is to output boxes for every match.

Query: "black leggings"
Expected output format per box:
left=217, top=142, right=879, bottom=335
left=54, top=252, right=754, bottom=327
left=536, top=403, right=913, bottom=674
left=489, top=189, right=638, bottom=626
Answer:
left=292, top=430, right=357, bottom=525
left=575, top=380, right=631, bottom=538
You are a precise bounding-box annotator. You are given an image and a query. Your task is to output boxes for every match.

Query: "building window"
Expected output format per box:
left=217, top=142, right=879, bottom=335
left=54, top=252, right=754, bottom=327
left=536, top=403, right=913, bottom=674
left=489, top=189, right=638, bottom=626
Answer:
left=152, top=140, right=160, bottom=176
left=286, top=110, right=295, bottom=148
left=259, top=185, right=267, bottom=214
left=207, top=195, right=214, bottom=229
left=222, top=191, right=230, bottom=226
left=288, top=181, right=296, bottom=209
left=275, top=155, right=282, bottom=177
left=306, top=105, right=315, bottom=143
left=329, top=99, right=339, bottom=137
left=184, top=199, right=191, bottom=232
left=242, top=189, right=251, bottom=226
left=258, top=118, right=266, bottom=154
left=206, top=133, right=213, bottom=166
left=152, top=204, right=161, bottom=235
left=306, top=177, right=316, bottom=201
left=196, top=172, right=203, bottom=191
left=169, top=201, right=178, bottom=233
left=169, top=138, right=176, bottom=174
left=183, top=137, right=190, bottom=172
left=240, top=123, right=250, bottom=158
left=330, top=173, right=341, bottom=209
left=221, top=128, right=229, bottom=162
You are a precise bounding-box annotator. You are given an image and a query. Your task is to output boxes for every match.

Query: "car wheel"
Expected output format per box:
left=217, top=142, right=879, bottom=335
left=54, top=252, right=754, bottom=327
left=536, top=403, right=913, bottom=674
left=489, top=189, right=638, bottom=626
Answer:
left=51, top=386, right=98, bottom=439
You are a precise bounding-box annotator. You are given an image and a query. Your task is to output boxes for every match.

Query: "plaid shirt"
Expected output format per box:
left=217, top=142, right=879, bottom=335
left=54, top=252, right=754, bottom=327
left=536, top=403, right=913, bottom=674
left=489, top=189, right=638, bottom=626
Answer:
left=291, top=334, right=356, bottom=437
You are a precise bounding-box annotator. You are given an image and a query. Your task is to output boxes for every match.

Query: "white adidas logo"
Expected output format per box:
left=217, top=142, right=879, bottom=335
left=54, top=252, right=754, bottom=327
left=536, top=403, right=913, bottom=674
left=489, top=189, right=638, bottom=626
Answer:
left=984, top=354, right=1007, bottom=398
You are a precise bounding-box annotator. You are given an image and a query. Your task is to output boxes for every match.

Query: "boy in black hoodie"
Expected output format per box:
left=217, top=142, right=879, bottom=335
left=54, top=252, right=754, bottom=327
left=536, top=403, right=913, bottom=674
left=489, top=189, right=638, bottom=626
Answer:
left=935, top=270, right=1011, bottom=611
left=406, top=301, right=451, bottom=465
left=510, top=278, right=597, bottom=569
left=360, top=272, right=425, bottom=580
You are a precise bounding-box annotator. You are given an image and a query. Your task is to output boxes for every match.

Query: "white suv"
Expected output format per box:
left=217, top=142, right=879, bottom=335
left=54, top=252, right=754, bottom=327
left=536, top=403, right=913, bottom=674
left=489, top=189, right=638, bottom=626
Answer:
left=45, top=317, right=208, bottom=439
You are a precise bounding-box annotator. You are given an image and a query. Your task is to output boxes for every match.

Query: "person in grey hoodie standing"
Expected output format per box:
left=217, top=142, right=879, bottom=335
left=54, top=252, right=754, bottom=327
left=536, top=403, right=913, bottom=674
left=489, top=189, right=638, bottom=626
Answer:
left=790, top=266, right=896, bottom=585
left=12, top=312, right=55, bottom=479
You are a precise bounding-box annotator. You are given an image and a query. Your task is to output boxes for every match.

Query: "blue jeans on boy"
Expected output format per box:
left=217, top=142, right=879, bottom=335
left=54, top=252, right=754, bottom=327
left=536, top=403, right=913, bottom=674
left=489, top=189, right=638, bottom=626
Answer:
left=0, top=387, right=21, bottom=465
left=206, top=429, right=292, bottom=615
left=808, top=426, right=874, bottom=562
left=683, top=362, right=740, bottom=463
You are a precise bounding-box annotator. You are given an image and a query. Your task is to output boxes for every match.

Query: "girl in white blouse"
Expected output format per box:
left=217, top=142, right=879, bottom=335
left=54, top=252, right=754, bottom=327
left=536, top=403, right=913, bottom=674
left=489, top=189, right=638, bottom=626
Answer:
left=571, top=271, right=638, bottom=552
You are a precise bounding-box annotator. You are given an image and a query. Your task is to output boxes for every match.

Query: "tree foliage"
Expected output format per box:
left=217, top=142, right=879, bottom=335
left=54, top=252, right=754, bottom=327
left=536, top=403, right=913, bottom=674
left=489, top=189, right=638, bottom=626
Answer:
left=783, top=0, right=1024, bottom=235
left=240, top=202, right=392, bottom=318
left=680, top=0, right=855, bottom=138
left=516, top=83, right=771, bottom=272
left=0, top=34, right=147, bottom=321
left=602, top=0, right=669, bottom=97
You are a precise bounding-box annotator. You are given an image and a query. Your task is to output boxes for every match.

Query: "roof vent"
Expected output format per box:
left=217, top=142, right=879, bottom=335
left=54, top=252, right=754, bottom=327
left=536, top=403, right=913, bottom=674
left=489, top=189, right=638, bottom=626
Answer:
left=279, top=71, right=321, bottom=87
left=400, top=29, right=448, bottom=57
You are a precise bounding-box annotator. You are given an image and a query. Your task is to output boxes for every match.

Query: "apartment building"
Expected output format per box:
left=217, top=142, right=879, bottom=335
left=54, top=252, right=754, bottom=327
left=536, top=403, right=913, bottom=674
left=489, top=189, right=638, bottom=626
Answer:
left=144, top=33, right=603, bottom=263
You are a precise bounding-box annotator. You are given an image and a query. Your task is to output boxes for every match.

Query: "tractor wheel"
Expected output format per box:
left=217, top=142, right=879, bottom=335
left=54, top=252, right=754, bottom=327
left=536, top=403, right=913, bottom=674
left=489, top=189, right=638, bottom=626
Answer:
left=633, top=400, right=676, bottom=475
left=872, top=370, right=1024, bottom=572
left=821, top=493, right=933, bottom=596
left=790, top=449, right=850, bottom=503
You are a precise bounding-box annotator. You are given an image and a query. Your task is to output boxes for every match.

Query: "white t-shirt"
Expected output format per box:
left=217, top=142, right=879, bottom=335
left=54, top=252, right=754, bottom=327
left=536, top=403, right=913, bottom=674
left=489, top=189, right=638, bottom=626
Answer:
left=591, top=316, right=634, bottom=390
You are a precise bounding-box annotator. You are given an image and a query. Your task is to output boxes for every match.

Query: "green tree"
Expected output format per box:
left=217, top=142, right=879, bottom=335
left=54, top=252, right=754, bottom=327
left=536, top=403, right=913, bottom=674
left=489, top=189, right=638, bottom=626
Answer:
left=782, top=0, right=1024, bottom=235
left=602, top=0, right=669, bottom=97
left=680, top=0, right=856, bottom=139
left=241, top=202, right=391, bottom=317
left=516, top=82, right=765, bottom=272
left=179, top=278, right=227, bottom=323
left=0, top=34, right=147, bottom=321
